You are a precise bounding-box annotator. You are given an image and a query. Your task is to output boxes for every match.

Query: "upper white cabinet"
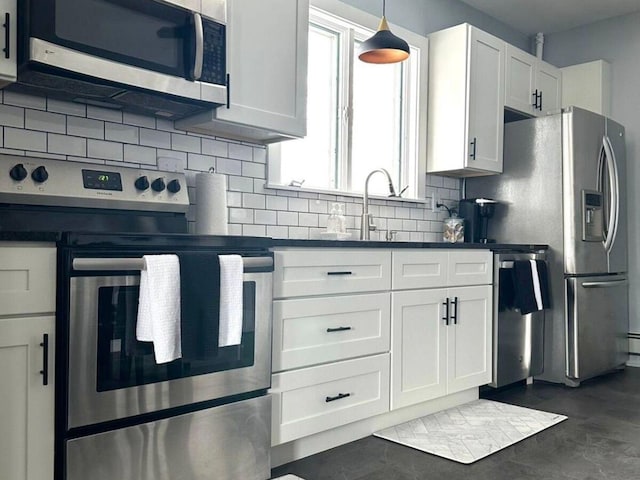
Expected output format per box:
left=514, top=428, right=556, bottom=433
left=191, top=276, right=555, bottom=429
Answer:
left=561, top=60, right=610, bottom=116
left=0, top=0, right=17, bottom=87
left=427, top=24, right=505, bottom=177
left=505, top=44, right=562, bottom=116
left=177, top=0, right=309, bottom=144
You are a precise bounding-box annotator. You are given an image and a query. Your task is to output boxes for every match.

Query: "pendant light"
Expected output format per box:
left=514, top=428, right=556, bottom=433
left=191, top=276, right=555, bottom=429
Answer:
left=358, top=0, right=410, bottom=64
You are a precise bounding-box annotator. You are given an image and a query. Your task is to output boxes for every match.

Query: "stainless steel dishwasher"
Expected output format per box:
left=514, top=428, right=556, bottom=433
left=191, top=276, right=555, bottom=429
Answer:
left=490, top=251, right=547, bottom=388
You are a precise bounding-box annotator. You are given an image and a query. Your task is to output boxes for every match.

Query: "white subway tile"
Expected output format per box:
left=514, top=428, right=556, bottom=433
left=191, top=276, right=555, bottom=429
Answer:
left=156, top=118, right=178, bottom=133
left=123, top=112, right=156, bottom=129
left=47, top=99, right=86, bottom=117
left=410, top=232, right=423, bottom=242
left=68, top=156, right=107, bottom=165
left=228, top=175, right=254, bottom=192
left=25, top=110, right=66, bottom=134
left=277, top=211, right=298, bottom=226
left=427, top=175, right=444, bottom=187
left=157, top=155, right=187, bottom=172
left=67, top=116, right=104, bottom=139
left=228, top=224, right=243, bottom=235
left=48, top=133, right=86, bottom=156
left=216, top=157, right=242, bottom=175
left=288, top=227, right=309, bottom=239
left=0, top=147, right=25, bottom=155
left=4, top=128, right=46, bottom=151
left=444, top=177, right=459, bottom=189
left=299, top=213, right=319, bottom=227
left=105, top=123, right=139, bottom=144
left=140, top=128, right=171, bottom=149
left=88, top=106, right=123, bottom=123
left=187, top=153, right=216, bottom=171
left=171, top=133, right=201, bottom=153
left=228, top=142, right=253, bottom=161
left=298, top=192, right=319, bottom=200
left=410, top=208, right=424, bottom=220
left=227, top=191, right=242, bottom=207
left=88, top=139, right=123, bottom=161
left=267, top=225, right=289, bottom=238
left=266, top=196, right=288, bottom=210
left=124, top=144, right=156, bottom=165
left=243, top=193, right=266, bottom=209
left=388, top=218, right=403, bottom=230
left=395, top=207, right=411, bottom=219
left=309, top=199, right=328, bottom=214
left=253, top=179, right=267, bottom=194
left=288, top=197, right=309, bottom=212
left=346, top=203, right=362, bottom=216
left=242, top=224, right=266, bottom=237
left=242, top=161, right=265, bottom=179
left=254, top=209, right=277, bottom=225
left=202, top=138, right=228, bottom=157
left=0, top=127, right=3, bottom=147
left=276, top=189, right=298, bottom=197
left=229, top=208, right=253, bottom=223
left=4, top=91, right=46, bottom=110
left=0, top=105, right=24, bottom=128
left=26, top=151, right=66, bottom=160
left=253, top=147, right=267, bottom=164
left=379, top=206, right=395, bottom=218
left=402, top=219, right=417, bottom=231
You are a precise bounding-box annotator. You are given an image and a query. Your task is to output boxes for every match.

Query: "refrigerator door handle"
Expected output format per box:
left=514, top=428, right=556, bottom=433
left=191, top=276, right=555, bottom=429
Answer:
left=581, top=279, right=628, bottom=288
left=600, top=136, right=618, bottom=253
left=603, top=135, right=620, bottom=253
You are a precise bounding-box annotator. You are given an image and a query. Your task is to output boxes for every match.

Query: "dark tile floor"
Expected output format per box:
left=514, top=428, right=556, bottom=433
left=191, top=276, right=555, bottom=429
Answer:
left=271, top=367, right=640, bottom=480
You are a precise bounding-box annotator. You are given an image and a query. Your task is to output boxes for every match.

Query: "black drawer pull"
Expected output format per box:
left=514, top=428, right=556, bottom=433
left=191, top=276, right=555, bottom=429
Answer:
left=451, top=296, right=459, bottom=325
left=442, top=298, right=450, bottom=326
left=3, top=13, right=9, bottom=59
left=327, top=326, right=352, bottom=333
left=327, top=271, right=353, bottom=276
left=325, top=392, right=351, bottom=403
left=39, top=333, right=49, bottom=386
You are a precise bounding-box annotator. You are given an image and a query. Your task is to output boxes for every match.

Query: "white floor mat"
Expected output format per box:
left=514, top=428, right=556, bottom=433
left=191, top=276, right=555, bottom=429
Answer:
left=374, top=399, right=567, bottom=464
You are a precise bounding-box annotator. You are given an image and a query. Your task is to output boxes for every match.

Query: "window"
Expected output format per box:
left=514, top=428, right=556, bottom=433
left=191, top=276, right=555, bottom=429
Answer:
left=268, top=3, right=428, bottom=200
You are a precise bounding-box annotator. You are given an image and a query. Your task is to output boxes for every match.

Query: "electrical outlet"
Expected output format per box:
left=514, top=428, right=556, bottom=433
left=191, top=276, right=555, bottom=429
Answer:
left=431, top=192, right=439, bottom=212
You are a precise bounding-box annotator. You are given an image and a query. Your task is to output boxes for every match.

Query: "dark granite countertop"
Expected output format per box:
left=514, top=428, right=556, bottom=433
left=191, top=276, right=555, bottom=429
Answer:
left=271, top=238, right=547, bottom=251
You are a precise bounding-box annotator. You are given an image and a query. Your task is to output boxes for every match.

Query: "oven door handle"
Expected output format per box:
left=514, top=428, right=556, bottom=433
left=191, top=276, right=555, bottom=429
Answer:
left=72, top=256, right=273, bottom=272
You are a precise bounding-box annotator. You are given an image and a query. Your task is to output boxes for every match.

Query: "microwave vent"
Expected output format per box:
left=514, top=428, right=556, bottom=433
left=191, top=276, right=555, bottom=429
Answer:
left=111, top=90, right=204, bottom=119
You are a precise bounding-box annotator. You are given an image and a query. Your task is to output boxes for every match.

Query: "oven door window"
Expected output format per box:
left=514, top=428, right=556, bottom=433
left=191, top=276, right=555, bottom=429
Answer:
left=96, top=282, right=256, bottom=392
left=32, top=0, right=194, bottom=78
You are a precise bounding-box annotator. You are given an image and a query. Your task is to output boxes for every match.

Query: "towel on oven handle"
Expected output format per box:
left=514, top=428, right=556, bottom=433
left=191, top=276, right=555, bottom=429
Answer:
left=136, top=254, right=182, bottom=363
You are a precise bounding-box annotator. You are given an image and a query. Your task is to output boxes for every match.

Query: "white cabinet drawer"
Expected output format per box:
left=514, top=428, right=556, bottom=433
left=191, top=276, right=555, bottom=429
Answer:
left=392, top=250, right=447, bottom=290
left=273, top=249, right=391, bottom=298
left=447, top=250, right=492, bottom=286
left=392, top=249, right=492, bottom=290
left=270, top=354, right=390, bottom=445
left=0, top=245, right=56, bottom=316
left=273, top=292, right=391, bottom=372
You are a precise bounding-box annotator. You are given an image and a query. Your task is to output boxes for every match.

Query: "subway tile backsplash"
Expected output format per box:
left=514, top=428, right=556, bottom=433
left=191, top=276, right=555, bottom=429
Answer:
left=0, top=91, right=461, bottom=241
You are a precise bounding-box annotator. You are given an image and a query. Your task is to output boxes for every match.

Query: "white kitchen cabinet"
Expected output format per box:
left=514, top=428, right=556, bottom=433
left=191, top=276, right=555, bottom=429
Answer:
left=176, top=0, right=309, bottom=143
left=0, top=0, right=16, bottom=87
left=561, top=60, right=610, bottom=116
left=505, top=44, right=562, bottom=116
left=0, top=243, right=55, bottom=480
left=390, top=250, right=492, bottom=410
left=427, top=24, right=505, bottom=176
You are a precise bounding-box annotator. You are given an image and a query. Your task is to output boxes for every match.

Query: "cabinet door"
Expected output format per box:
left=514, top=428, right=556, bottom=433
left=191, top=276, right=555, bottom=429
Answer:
left=446, top=285, right=492, bottom=394
left=537, top=61, right=562, bottom=114
left=466, top=27, right=504, bottom=174
left=504, top=45, right=536, bottom=115
left=0, top=0, right=16, bottom=87
left=215, top=0, right=308, bottom=137
left=391, top=289, right=447, bottom=409
left=0, top=316, right=54, bottom=480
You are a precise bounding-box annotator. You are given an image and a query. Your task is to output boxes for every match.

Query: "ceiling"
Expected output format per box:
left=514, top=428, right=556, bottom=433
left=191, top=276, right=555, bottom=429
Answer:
left=458, top=0, right=640, bottom=35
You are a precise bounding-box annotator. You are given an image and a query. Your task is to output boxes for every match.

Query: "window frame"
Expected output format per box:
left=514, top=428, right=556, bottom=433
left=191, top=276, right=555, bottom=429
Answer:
left=267, top=0, right=429, bottom=202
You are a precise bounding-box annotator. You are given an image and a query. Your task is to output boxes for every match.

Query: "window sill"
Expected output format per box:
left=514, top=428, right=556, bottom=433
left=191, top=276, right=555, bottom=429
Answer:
left=265, top=183, right=430, bottom=205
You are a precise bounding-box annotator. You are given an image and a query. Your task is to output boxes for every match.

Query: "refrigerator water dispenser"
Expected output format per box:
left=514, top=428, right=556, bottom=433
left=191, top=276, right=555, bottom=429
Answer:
left=582, top=190, right=603, bottom=242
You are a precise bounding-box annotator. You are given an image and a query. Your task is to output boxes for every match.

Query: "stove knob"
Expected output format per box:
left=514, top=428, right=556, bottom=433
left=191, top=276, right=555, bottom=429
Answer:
left=151, top=178, right=166, bottom=192
left=134, top=176, right=150, bottom=191
left=9, top=163, right=28, bottom=181
left=31, top=166, right=49, bottom=183
left=167, top=179, right=181, bottom=194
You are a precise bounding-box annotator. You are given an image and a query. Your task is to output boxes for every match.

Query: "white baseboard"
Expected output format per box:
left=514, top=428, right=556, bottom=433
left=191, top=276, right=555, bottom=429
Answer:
left=271, top=388, right=478, bottom=467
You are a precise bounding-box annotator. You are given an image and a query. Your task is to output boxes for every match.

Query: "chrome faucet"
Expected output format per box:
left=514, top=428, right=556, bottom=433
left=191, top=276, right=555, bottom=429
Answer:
left=360, top=168, right=397, bottom=240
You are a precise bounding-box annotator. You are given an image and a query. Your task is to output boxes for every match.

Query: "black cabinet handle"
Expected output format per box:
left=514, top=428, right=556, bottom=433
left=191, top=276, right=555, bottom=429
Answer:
left=451, top=296, right=458, bottom=325
left=39, top=333, right=49, bottom=386
left=226, top=73, right=231, bottom=109
left=3, top=13, right=9, bottom=60
left=327, top=326, right=352, bottom=333
left=532, top=89, right=538, bottom=108
left=469, top=137, right=477, bottom=160
left=538, top=90, right=543, bottom=111
left=327, top=271, right=352, bottom=276
left=442, top=298, right=450, bottom=326
left=325, top=392, right=351, bottom=403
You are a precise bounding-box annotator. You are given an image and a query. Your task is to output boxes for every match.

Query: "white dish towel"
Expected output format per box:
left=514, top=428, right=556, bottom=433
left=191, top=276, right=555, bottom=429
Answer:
left=136, top=254, right=182, bottom=364
left=218, top=254, right=244, bottom=347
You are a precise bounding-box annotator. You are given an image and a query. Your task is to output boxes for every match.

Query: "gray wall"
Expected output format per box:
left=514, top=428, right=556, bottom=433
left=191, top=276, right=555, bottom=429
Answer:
left=544, top=13, right=640, bottom=338
left=342, top=0, right=530, bottom=49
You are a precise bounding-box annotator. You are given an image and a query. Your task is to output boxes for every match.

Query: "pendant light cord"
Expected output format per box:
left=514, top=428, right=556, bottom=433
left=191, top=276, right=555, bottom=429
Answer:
left=383, top=0, right=386, bottom=16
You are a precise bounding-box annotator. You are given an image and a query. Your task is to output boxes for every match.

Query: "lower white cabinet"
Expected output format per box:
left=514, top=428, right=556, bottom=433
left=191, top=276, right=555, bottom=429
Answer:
left=270, top=354, right=390, bottom=445
left=391, top=285, right=492, bottom=410
left=0, top=315, right=55, bottom=480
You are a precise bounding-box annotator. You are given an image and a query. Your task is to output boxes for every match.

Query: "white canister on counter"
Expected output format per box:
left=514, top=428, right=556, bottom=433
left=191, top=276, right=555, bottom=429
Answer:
left=195, top=168, right=229, bottom=235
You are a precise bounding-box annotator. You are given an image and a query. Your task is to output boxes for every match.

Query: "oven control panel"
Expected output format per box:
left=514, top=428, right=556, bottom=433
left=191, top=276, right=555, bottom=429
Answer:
left=0, top=155, right=189, bottom=213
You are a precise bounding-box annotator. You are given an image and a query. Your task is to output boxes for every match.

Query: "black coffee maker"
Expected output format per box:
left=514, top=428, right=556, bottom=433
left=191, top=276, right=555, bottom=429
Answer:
left=458, top=198, right=498, bottom=243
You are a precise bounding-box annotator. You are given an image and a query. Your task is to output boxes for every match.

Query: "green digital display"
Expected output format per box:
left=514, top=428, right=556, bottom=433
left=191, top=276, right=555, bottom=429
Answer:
left=82, top=169, right=123, bottom=191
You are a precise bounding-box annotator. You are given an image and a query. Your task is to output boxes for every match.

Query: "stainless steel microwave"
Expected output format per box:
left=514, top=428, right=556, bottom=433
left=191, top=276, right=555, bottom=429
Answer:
left=12, top=0, right=228, bottom=119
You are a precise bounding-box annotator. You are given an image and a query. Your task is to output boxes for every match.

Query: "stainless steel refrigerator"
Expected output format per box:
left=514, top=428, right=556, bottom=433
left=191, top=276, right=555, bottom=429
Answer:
left=466, top=107, right=628, bottom=386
